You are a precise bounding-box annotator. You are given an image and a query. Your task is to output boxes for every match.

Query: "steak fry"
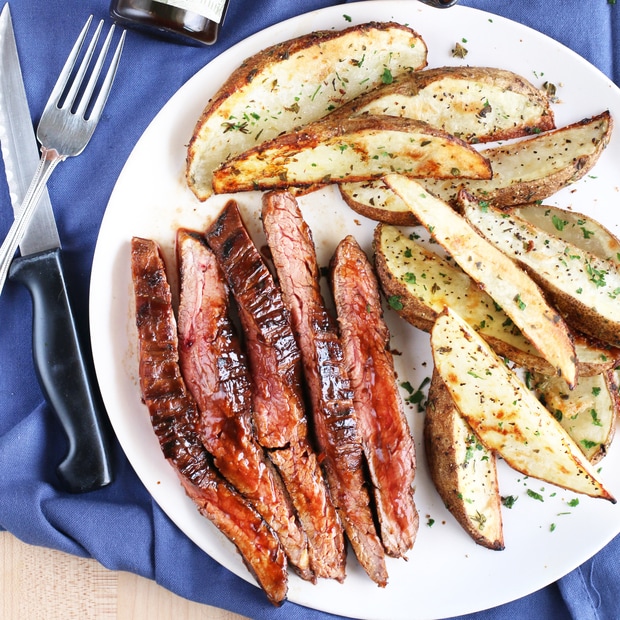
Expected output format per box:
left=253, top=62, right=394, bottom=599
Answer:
left=204, top=202, right=346, bottom=581
left=176, top=230, right=312, bottom=580
left=330, top=235, right=419, bottom=558
left=262, top=191, right=388, bottom=588
left=130, top=236, right=288, bottom=605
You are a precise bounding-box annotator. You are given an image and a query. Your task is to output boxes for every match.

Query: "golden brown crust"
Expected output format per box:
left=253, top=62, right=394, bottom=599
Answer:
left=425, top=370, right=504, bottom=550
left=336, top=65, right=556, bottom=142
left=186, top=22, right=428, bottom=200
left=341, top=112, right=613, bottom=226
left=212, top=115, right=492, bottom=193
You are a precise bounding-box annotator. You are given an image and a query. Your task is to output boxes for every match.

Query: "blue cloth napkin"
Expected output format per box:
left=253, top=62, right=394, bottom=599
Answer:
left=0, top=1, right=618, bottom=618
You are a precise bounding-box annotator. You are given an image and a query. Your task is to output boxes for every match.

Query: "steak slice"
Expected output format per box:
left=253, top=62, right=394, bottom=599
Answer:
left=176, top=230, right=312, bottom=580
left=331, top=235, right=419, bottom=558
left=262, top=191, right=388, bottom=587
left=205, top=202, right=346, bottom=581
left=130, top=236, right=288, bottom=605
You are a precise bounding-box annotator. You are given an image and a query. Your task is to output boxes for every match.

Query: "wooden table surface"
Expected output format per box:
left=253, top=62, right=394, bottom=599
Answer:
left=0, top=531, right=249, bottom=619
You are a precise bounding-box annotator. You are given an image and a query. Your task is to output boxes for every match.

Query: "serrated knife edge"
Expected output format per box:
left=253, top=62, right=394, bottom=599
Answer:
left=0, top=5, right=60, bottom=254
left=0, top=4, right=113, bottom=492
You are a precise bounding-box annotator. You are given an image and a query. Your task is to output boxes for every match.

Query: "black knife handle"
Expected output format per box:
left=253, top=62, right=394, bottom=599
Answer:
left=9, top=248, right=113, bottom=493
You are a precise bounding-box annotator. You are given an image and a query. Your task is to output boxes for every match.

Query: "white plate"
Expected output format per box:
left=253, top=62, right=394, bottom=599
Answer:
left=90, top=2, right=620, bottom=618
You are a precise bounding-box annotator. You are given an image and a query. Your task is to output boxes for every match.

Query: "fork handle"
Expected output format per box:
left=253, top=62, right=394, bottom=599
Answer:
left=9, top=247, right=113, bottom=493
left=0, top=150, right=63, bottom=295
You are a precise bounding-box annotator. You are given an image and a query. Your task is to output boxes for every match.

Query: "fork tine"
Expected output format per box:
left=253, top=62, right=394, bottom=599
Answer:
left=63, top=20, right=103, bottom=111
left=87, top=29, right=126, bottom=123
left=46, top=15, right=93, bottom=109
left=74, top=24, right=115, bottom=118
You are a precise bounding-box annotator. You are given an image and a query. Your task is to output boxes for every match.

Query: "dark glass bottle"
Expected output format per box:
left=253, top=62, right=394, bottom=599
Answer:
left=110, top=0, right=229, bottom=45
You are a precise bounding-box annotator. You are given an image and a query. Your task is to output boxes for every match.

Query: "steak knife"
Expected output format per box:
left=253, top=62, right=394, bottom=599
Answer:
left=0, top=5, right=113, bottom=492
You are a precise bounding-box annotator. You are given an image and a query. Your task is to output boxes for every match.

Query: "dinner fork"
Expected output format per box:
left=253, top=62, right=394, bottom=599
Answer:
left=0, top=16, right=125, bottom=294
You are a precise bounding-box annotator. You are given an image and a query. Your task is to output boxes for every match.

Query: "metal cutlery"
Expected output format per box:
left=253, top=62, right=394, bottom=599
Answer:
left=0, top=14, right=125, bottom=293
left=0, top=7, right=124, bottom=492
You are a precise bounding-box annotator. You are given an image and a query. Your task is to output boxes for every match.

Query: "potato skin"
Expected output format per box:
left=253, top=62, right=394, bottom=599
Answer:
left=341, top=180, right=418, bottom=226
left=186, top=22, right=428, bottom=200
left=385, top=176, right=578, bottom=387
left=509, top=203, right=620, bottom=267
left=425, top=370, right=504, bottom=551
left=431, top=308, right=615, bottom=502
left=338, top=65, right=556, bottom=142
left=532, top=369, right=618, bottom=464
left=211, top=115, right=492, bottom=194
left=372, top=223, right=618, bottom=376
left=463, top=192, right=620, bottom=348
left=372, top=224, right=435, bottom=332
left=428, top=111, right=613, bottom=207
left=342, top=112, right=613, bottom=226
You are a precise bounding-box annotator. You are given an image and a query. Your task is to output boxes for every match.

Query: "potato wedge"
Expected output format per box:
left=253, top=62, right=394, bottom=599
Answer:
left=341, top=178, right=415, bottom=226
left=531, top=370, right=618, bottom=464
left=510, top=203, right=620, bottom=365
left=431, top=308, right=615, bottom=502
left=463, top=194, right=620, bottom=347
left=211, top=115, right=492, bottom=194
left=384, top=175, right=577, bottom=386
left=439, top=111, right=613, bottom=206
left=372, top=223, right=616, bottom=376
left=340, top=112, right=612, bottom=225
left=509, top=203, right=620, bottom=267
left=186, top=22, right=428, bottom=200
left=338, top=65, right=555, bottom=143
left=425, top=369, right=504, bottom=550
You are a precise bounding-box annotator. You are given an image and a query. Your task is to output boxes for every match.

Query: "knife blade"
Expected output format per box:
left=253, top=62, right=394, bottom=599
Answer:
left=0, top=5, right=113, bottom=493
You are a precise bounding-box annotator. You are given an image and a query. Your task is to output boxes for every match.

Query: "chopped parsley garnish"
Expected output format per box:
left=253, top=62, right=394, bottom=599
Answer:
left=388, top=295, right=403, bottom=310
left=551, top=214, right=568, bottom=231
left=580, top=439, right=599, bottom=450
left=501, top=495, right=518, bottom=509
left=381, top=67, right=394, bottom=84
left=402, top=376, right=430, bottom=411
left=586, top=261, right=607, bottom=287
left=526, top=489, right=544, bottom=502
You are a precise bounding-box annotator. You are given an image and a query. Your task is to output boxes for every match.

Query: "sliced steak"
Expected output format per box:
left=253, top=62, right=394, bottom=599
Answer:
left=262, top=191, right=388, bottom=587
left=130, top=236, right=288, bottom=605
left=204, top=202, right=346, bottom=581
left=331, top=235, right=419, bottom=558
left=176, top=230, right=312, bottom=580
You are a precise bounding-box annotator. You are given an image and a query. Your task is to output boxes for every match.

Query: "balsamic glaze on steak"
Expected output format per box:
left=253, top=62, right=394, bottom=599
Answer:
left=205, top=202, right=347, bottom=581
left=331, top=235, right=419, bottom=558
left=261, top=191, right=388, bottom=587
left=176, top=229, right=312, bottom=580
left=131, top=236, right=288, bottom=605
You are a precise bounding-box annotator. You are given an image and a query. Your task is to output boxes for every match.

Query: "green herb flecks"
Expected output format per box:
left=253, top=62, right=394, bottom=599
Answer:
left=551, top=214, right=569, bottom=231
left=501, top=495, right=518, bottom=509
left=526, top=489, right=544, bottom=502
left=388, top=295, right=403, bottom=311
left=381, top=67, right=394, bottom=84
left=401, top=376, right=430, bottom=412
